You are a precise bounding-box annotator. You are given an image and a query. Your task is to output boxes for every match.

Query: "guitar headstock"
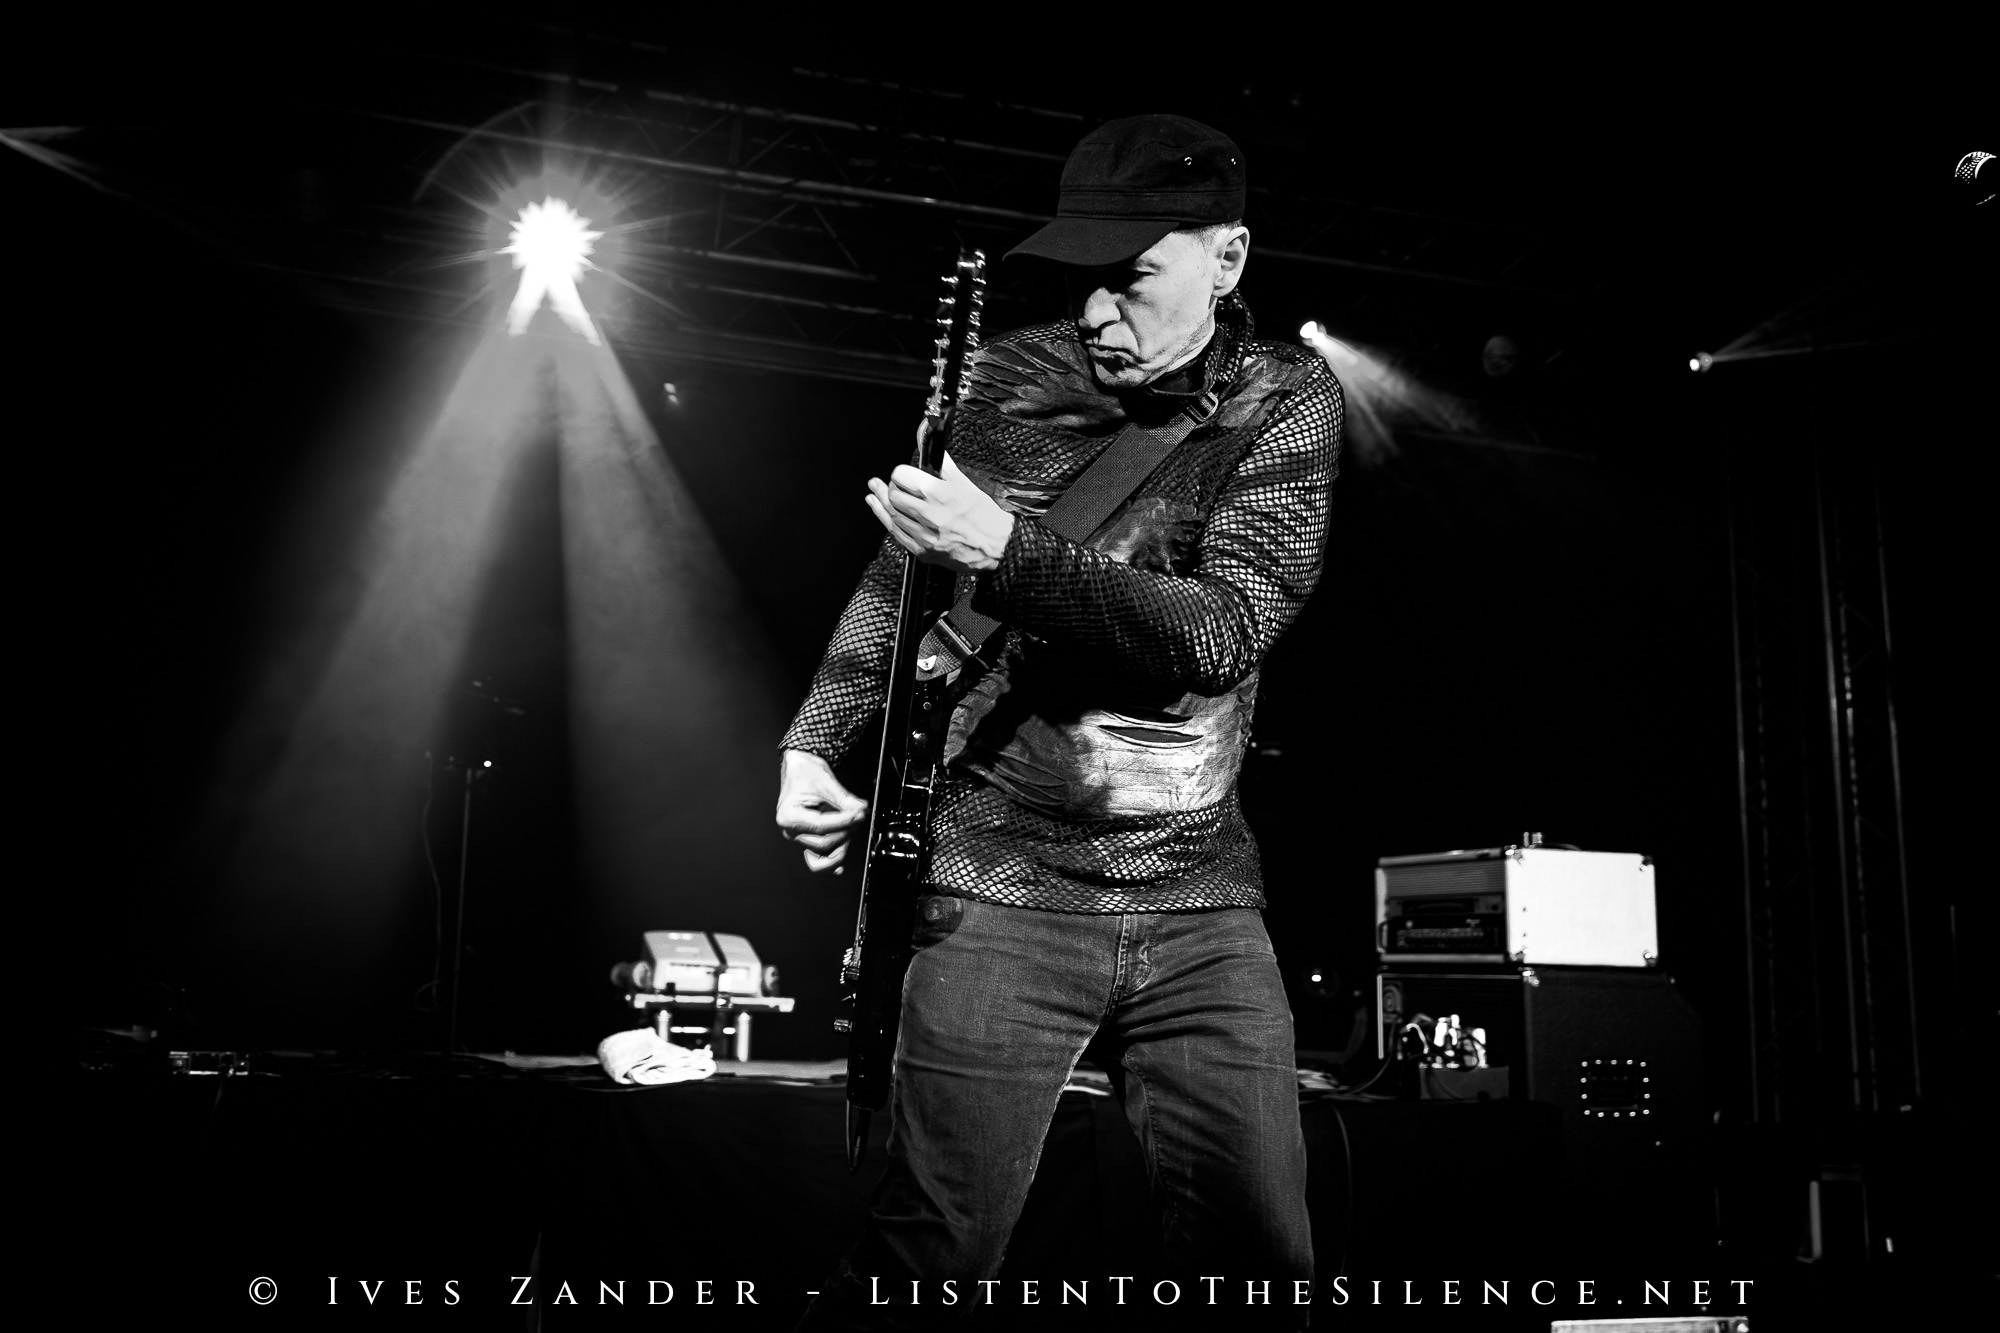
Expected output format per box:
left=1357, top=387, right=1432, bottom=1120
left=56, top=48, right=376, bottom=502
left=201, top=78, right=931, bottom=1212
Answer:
left=923, top=249, right=986, bottom=423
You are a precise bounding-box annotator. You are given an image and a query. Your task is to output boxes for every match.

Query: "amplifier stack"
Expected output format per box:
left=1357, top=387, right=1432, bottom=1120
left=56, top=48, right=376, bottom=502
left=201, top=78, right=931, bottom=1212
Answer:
left=1374, top=836, right=1703, bottom=1217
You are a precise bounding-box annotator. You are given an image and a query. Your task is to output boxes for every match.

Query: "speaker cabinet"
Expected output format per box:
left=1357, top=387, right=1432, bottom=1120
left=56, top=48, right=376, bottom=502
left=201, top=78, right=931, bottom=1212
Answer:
left=1377, top=967, right=1705, bottom=1203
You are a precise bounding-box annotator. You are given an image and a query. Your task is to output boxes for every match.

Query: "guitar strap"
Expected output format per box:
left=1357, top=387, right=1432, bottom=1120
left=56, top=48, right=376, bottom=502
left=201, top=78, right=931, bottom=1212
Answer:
left=914, top=385, right=1222, bottom=683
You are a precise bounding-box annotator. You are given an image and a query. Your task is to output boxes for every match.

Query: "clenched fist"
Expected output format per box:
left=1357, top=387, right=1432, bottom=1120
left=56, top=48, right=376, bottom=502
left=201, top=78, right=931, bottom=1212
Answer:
left=775, top=749, right=869, bottom=873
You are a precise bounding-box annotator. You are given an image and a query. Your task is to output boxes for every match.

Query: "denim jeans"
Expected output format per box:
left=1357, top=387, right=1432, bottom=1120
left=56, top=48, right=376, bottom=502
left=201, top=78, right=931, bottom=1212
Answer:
left=800, top=896, right=1312, bottom=1329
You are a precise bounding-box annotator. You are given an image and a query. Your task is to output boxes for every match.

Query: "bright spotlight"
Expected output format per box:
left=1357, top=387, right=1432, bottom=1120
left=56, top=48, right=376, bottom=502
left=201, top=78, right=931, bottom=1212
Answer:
left=1300, top=321, right=1327, bottom=343
left=502, top=197, right=605, bottom=345
left=1690, top=351, right=1714, bottom=374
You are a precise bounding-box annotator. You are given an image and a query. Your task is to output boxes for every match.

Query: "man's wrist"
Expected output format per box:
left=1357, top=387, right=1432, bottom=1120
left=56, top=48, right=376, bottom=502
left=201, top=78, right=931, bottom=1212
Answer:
left=782, top=747, right=835, bottom=776
left=973, top=511, right=1016, bottom=572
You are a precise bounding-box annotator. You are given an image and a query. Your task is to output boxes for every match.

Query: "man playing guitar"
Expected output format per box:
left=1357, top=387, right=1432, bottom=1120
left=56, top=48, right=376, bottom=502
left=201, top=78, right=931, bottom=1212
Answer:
left=777, top=114, right=1344, bottom=1328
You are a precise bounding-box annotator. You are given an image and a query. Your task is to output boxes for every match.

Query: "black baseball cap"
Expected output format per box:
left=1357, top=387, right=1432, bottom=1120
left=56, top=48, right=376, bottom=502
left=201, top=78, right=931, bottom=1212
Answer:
left=1007, top=114, right=1247, bottom=267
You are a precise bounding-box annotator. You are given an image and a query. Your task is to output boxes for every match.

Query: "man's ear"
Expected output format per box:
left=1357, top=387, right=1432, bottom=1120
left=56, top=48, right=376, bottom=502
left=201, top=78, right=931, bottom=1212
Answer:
left=1213, top=226, right=1250, bottom=298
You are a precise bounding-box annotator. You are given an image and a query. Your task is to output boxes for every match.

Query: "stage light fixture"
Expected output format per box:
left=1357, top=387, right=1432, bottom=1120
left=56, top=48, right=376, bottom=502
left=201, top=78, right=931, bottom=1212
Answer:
left=1690, top=352, right=1714, bottom=374
left=502, top=196, right=605, bottom=345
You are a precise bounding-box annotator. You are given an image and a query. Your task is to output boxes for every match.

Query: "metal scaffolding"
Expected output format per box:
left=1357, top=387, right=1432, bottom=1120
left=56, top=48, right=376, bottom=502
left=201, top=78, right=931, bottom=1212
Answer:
left=1727, top=414, right=1921, bottom=1127
left=282, top=31, right=1597, bottom=388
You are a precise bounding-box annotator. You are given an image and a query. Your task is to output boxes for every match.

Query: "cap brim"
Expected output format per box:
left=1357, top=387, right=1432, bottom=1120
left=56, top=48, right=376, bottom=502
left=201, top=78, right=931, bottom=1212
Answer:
left=1004, top=215, right=1180, bottom=266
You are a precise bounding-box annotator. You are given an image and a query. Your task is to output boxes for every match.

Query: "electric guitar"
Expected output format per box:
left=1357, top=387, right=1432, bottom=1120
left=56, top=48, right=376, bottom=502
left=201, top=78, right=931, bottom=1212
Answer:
left=835, top=250, right=986, bottom=1170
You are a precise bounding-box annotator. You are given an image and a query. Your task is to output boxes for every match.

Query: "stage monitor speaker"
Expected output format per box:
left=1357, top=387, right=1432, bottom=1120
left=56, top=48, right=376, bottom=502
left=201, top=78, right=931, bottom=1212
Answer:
left=1377, top=967, right=1704, bottom=1205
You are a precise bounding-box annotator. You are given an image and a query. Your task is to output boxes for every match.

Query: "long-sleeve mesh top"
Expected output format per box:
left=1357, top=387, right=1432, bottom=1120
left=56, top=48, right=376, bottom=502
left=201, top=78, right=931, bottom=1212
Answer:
left=780, top=293, right=1343, bottom=912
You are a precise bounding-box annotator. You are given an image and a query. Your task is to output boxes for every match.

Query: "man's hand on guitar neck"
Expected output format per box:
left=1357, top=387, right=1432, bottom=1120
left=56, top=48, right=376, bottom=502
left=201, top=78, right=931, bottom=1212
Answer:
left=776, top=749, right=870, bottom=874
left=866, top=452, right=1015, bottom=575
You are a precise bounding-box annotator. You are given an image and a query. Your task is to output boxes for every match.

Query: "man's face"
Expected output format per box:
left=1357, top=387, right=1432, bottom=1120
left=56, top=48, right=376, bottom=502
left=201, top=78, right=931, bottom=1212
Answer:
left=1068, top=226, right=1247, bottom=390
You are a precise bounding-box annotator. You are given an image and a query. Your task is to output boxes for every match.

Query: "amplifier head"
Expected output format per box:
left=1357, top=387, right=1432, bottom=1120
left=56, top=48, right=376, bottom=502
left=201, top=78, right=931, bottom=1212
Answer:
left=1376, top=846, right=1659, bottom=968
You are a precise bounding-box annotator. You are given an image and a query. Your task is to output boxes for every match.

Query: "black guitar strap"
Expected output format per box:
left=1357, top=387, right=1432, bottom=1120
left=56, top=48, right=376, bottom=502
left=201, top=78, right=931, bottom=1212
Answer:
left=914, top=386, right=1221, bottom=682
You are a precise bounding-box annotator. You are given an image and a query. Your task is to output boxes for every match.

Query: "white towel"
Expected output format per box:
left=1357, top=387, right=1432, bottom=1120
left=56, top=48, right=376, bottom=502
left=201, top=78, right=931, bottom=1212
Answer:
left=596, top=1029, right=717, bottom=1085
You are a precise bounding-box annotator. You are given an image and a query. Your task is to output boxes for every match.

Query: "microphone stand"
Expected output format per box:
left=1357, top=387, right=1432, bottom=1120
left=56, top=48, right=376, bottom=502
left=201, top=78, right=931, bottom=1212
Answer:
left=437, top=678, right=521, bottom=1059
left=445, top=758, right=489, bottom=1057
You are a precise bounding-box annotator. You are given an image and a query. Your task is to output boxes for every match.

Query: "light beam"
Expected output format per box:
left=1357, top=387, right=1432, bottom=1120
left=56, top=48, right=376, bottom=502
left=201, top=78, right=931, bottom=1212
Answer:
left=1300, top=321, right=1482, bottom=461
left=207, top=326, right=553, bottom=997
left=532, top=338, right=802, bottom=993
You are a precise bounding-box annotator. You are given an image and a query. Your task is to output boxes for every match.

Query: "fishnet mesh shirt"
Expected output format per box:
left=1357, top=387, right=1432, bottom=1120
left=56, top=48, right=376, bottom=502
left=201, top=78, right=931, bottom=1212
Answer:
left=780, top=294, right=1343, bottom=911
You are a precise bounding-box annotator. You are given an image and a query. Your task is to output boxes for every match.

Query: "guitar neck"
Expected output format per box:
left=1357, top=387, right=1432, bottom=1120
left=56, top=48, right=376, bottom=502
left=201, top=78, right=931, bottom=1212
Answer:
left=839, top=252, right=985, bottom=1134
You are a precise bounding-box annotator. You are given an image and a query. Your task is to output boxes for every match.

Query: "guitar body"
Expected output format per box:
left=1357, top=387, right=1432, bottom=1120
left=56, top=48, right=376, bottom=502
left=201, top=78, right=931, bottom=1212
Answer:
left=837, top=252, right=985, bottom=1168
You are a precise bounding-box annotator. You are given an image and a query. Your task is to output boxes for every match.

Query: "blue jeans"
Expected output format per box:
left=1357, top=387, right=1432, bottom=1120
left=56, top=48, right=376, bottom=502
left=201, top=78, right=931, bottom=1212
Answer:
left=801, top=896, right=1312, bottom=1328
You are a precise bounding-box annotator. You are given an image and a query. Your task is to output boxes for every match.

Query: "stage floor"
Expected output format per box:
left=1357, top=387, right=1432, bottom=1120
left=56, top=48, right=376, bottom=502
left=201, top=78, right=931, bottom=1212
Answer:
left=61, top=1048, right=1912, bottom=1329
